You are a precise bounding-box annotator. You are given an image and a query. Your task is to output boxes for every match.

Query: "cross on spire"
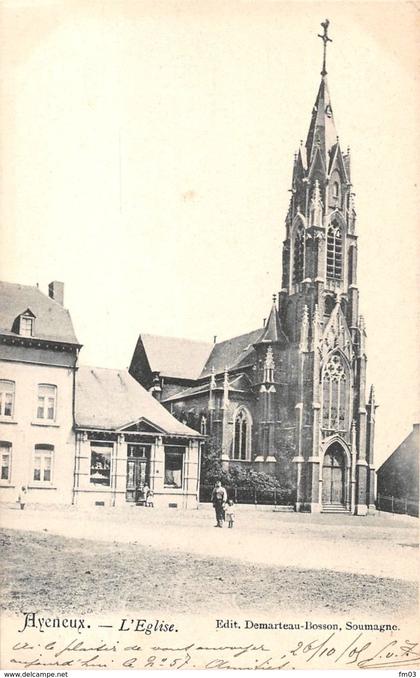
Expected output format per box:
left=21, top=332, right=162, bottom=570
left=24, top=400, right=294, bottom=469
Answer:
left=318, top=19, right=332, bottom=76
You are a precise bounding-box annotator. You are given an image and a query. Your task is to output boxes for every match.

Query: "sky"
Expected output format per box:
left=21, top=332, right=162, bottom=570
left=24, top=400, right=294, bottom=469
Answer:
left=0, top=1, right=419, bottom=467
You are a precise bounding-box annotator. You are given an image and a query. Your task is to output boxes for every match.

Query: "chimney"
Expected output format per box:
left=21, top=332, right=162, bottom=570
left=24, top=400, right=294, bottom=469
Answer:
left=48, top=281, right=64, bottom=305
left=213, top=335, right=217, bottom=344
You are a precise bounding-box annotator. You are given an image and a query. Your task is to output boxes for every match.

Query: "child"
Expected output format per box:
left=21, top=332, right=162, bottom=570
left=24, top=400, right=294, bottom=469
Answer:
left=225, top=499, right=235, bottom=528
left=17, top=486, right=27, bottom=510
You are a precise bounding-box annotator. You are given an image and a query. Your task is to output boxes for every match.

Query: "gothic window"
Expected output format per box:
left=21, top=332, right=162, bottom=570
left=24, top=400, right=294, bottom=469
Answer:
left=348, top=246, right=356, bottom=286
left=200, top=415, right=207, bottom=436
left=233, top=408, right=251, bottom=461
left=326, top=223, right=342, bottom=280
left=322, top=353, right=349, bottom=432
left=293, top=225, right=304, bottom=283
left=324, top=295, right=335, bottom=318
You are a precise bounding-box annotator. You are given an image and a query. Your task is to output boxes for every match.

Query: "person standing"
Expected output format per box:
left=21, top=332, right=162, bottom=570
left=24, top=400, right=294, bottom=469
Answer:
left=211, top=480, right=227, bottom=527
left=17, top=486, right=27, bottom=510
left=225, top=499, right=235, bottom=528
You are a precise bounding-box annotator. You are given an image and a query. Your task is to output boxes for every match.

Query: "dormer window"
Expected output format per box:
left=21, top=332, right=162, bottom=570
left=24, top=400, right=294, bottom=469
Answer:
left=20, top=316, right=33, bottom=336
left=16, top=309, right=36, bottom=337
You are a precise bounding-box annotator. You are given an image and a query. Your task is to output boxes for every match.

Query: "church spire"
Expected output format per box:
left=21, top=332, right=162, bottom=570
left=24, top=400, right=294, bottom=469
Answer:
left=255, top=295, right=288, bottom=345
left=305, top=20, right=337, bottom=167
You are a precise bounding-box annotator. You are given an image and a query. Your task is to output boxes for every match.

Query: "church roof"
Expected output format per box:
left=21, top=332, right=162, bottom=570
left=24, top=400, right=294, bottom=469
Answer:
left=75, top=365, right=200, bottom=436
left=200, top=328, right=263, bottom=378
left=0, top=280, right=79, bottom=345
left=139, top=334, right=213, bottom=380
left=254, top=301, right=288, bottom=345
left=305, top=76, right=338, bottom=170
left=163, top=371, right=253, bottom=403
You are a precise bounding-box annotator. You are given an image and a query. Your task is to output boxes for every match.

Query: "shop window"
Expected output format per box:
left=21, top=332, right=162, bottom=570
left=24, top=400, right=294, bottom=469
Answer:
left=90, top=443, right=112, bottom=486
left=33, top=444, right=54, bottom=483
left=164, top=446, right=184, bottom=488
left=0, top=442, right=12, bottom=481
left=37, top=384, right=57, bottom=420
left=0, top=380, right=15, bottom=417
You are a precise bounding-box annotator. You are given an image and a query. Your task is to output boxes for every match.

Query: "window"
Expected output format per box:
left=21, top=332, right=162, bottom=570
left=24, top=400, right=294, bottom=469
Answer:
left=293, top=226, right=304, bottom=283
left=37, top=384, right=57, bottom=420
left=20, top=316, right=34, bottom=337
left=326, top=223, right=342, bottom=280
left=348, top=246, right=356, bottom=286
left=90, top=443, right=112, bottom=486
left=0, top=380, right=15, bottom=417
left=0, top=442, right=12, bottom=481
left=324, top=295, right=335, bottom=318
left=33, top=444, right=53, bottom=483
left=200, top=416, right=207, bottom=435
left=233, top=408, right=252, bottom=460
left=322, top=353, right=349, bottom=432
left=164, top=446, right=184, bottom=488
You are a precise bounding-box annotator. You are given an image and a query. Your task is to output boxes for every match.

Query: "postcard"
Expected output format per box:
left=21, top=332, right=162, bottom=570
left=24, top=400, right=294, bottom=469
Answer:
left=0, top=1, right=419, bottom=674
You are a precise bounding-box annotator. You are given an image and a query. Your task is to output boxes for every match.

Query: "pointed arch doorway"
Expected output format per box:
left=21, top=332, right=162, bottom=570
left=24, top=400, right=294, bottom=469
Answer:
left=322, top=442, right=346, bottom=507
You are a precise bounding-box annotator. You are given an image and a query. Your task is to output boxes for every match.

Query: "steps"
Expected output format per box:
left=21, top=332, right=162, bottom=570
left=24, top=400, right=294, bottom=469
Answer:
left=322, top=503, right=350, bottom=514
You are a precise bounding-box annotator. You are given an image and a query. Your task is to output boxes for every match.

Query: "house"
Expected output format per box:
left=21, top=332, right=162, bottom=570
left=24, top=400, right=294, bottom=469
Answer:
left=377, top=424, right=419, bottom=513
left=130, top=21, right=377, bottom=515
left=0, top=281, right=202, bottom=508
left=0, top=280, right=81, bottom=504
left=73, top=366, right=202, bottom=508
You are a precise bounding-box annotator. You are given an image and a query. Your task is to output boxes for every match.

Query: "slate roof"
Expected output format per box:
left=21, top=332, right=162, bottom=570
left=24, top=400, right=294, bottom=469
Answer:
left=0, top=281, right=79, bottom=344
left=75, top=365, right=200, bottom=436
left=305, top=76, right=338, bottom=167
left=254, top=302, right=288, bottom=344
left=140, top=334, right=213, bottom=380
left=200, top=328, right=263, bottom=378
left=163, top=371, right=253, bottom=403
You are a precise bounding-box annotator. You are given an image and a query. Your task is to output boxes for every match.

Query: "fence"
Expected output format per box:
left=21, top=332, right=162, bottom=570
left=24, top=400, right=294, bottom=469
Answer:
left=376, top=493, right=418, bottom=518
left=200, top=484, right=294, bottom=506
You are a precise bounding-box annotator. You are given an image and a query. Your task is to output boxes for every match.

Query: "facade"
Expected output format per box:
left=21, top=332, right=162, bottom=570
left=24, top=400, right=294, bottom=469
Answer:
left=0, top=281, right=80, bottom=504
left=130, top=22, right=376, bottom=514
left=73, top=366, right=201, bottom=509
left=0, top=282, right=202, bottom=508
left=376, top=424, right=419, bottom=507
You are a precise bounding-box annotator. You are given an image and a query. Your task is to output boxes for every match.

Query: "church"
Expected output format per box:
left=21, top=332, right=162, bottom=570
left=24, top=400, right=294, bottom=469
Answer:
left=130, top=21, right=376, bottom=515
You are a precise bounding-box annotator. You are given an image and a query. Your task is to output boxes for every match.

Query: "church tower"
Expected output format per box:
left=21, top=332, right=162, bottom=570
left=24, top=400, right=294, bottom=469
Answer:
left=277, top=20, right=376, bottom=514
left=130, top=20, right=376, bottom=515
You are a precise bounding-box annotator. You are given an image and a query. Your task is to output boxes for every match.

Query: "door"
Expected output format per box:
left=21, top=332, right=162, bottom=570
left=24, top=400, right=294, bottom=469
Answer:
left=322, top=444, right=345, bottom=505
left=126, top=444, right=150, bottom=502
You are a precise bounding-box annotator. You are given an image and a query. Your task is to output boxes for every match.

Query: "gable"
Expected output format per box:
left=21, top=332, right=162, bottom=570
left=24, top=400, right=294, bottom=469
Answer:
left=328, top=143, right=349, bottom=182
left=118, top=418, right=166, bottom=434
left=131, top=334, right=213, bottom=381
left=320, top=303, right=354, bottom=363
